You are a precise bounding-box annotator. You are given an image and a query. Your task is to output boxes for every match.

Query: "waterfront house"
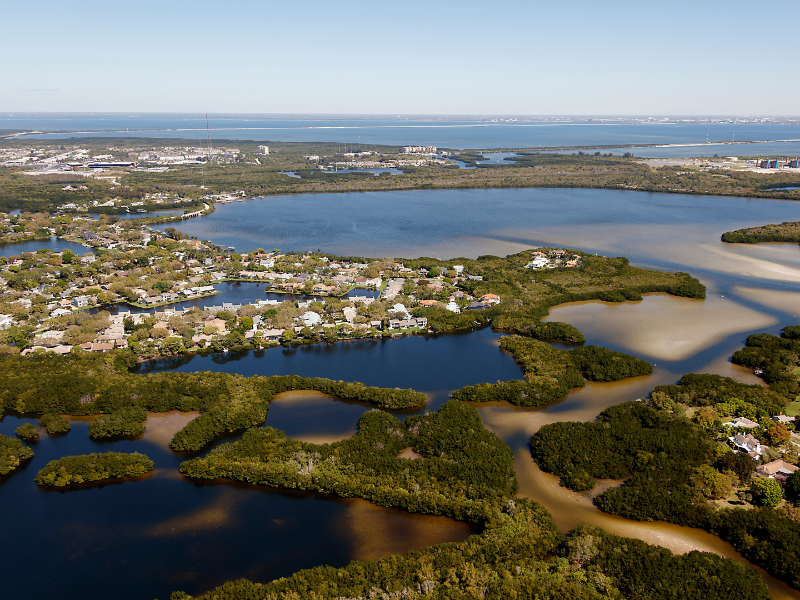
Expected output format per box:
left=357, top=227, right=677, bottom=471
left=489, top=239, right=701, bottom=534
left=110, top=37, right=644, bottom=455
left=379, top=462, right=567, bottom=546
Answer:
left=261, top=328, right=285, bottom=342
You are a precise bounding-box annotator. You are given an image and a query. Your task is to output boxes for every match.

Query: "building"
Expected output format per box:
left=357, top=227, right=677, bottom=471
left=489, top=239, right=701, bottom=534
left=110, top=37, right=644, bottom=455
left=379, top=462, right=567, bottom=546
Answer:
left=402, top=146, right=437, bottom=154
left=758, top=459, right=798, bottom=478
left=724, top=416, right=759, bottom=429
left=258, top=145, right=269, bottom=155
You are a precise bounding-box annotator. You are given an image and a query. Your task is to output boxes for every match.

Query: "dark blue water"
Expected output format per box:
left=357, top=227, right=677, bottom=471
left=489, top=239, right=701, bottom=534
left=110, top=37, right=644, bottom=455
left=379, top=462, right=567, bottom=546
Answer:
left=0, top=237, right=90, bottom=258
left=136, top=327, right=523, bottom=411
left=7, top=114, right=800, bottom=152
left=91, top=282, right=293, bottom=315
left=0, top=414, right=475, bottom=600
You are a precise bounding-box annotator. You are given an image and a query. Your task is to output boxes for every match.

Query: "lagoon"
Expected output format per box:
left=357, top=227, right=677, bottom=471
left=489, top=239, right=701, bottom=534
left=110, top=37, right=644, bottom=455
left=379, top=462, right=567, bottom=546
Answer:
left=0, top=413, right=475, bottom=600
left=0, top=237, right=89, bottom=258
left=5, top=185, right=800, bottom=598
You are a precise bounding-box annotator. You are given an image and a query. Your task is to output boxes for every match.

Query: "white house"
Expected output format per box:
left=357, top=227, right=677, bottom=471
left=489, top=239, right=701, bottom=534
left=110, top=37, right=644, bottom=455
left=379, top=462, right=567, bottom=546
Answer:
left=724, top=416, right=759, bottom=429
left=729, top=433, right=766, bottom=460
left=445, top=301, right=461, bottom=313
left=389, top=303, right=411, bottom=318
left=525, top=257, right=550, bottom=269
left=300, top=311, right=322, bottom=327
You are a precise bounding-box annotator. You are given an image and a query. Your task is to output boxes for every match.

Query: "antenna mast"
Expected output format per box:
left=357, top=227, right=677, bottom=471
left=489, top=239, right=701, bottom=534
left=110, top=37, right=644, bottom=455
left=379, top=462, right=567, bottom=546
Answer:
left=206, top=114, right=212, bottom=164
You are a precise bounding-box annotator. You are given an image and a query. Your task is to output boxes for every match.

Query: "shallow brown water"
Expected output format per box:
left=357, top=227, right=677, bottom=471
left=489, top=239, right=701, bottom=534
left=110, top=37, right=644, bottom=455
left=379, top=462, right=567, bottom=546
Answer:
left=510, top=451, right=799, bottom=600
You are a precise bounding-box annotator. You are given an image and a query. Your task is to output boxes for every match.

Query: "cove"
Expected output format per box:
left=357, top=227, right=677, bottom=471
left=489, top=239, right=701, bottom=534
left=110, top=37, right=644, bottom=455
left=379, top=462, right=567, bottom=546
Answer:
left=0, top=237, right=89, bottom=258
left=0, top=413, right=476, bottom=600
left=136, top=327, right=524, bottom=413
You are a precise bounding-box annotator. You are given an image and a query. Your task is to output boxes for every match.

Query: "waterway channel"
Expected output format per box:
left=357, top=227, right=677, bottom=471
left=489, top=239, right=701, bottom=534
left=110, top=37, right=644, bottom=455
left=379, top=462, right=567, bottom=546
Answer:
left=4, top=187, right=800, bottom=598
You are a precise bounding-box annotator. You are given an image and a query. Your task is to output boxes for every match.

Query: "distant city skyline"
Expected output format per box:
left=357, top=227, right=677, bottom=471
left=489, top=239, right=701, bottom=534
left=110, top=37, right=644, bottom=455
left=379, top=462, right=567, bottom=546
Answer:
left=2, top=0, right=798, bottom=115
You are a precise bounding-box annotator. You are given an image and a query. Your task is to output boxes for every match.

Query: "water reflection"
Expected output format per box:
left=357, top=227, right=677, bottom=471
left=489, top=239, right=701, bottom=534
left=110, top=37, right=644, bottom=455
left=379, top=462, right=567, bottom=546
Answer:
left=266, top=391, right=371, bottom=443
left=136, top=328, right=524, bottom=415
left=542, top=293, right=778, bottom=363
left=0, top=413, right=475, bottom=600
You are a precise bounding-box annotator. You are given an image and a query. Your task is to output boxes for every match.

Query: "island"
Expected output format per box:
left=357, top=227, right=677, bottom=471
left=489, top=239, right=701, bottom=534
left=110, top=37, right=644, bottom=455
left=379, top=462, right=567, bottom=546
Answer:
left=35, top=451, right=154, bottom=487
left=722, top=220, right=800, bottom=243
left=0, top=433, right=34, bottom=475
left=169, top=401, right=770, bottom=600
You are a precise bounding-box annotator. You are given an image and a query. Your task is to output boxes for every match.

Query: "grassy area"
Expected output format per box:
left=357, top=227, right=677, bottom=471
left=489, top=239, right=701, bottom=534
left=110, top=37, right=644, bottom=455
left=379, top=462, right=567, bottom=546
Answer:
left=785, top=399, right=800, bottom=417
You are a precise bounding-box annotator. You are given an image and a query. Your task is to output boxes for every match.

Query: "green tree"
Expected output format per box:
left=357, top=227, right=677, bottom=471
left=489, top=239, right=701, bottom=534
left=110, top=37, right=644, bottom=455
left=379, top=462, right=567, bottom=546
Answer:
left=786, top=471, right=800, bottom=505
left=750, top=477, right=783, bottom=507
left=692, top=464, right=737, bottom=500
left=15, top=423, right=39, bottom=440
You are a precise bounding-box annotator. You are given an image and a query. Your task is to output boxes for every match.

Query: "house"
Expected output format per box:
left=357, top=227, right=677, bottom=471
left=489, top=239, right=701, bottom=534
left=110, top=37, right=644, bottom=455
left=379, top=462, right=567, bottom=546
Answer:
left=355, top=277, right=381, bottom=288
left=445, top=301, right=461, bottom=313
left=261, top=328, right=284, bottom=342
left=389, top=303, right=411, bottom=318
left=73, top=295, right=90, bottom=307
left=724, top=417, right=759, bottom=429
left=525, top=257, right=549, bottom=269
left=389, top=318, right=425, bottom=330
left=772, top=415, right=796, bottom=425
left=300, top=311, right=322, bottom=327
left=729, top=433, right=766, bottom=460
left=480, top=294, right=500, bottom=304
left=758, top=459, right=798, bottom=478
left=313, top=283, right=333, bottom=294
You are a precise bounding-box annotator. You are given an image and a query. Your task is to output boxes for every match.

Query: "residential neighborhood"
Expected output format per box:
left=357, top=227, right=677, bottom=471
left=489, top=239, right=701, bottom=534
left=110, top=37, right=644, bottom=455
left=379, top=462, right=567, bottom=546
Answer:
left=0, top=210, right=518, bottom=359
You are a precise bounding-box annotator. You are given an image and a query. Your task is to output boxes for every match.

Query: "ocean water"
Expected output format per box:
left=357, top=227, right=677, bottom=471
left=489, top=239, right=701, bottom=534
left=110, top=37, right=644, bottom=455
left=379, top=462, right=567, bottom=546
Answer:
left=4, top=113, right=800, bottom=153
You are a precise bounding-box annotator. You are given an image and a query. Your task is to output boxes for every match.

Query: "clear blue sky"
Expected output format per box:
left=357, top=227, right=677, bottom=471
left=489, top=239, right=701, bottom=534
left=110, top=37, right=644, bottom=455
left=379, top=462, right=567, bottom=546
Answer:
left=2, top=0, right=797, bottom=115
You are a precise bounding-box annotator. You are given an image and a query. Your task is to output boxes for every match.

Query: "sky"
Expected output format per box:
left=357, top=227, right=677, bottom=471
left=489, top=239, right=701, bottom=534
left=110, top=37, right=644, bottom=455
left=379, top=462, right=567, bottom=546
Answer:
left=2, top=0, right=798, bottom=115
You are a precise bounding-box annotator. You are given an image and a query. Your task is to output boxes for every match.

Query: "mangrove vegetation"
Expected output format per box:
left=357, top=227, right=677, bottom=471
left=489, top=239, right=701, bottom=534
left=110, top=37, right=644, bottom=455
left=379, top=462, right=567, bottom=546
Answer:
left=35, top=451, right=154, bottom=487
left=452, top=337, right=652, bottom=406
left=0, top=433, right=34, bottom=475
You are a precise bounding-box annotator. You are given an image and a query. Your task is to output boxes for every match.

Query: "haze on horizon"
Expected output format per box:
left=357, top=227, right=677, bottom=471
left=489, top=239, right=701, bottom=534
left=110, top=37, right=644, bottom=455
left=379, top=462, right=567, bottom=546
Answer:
left=2, top=0, right=798, bottom=116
